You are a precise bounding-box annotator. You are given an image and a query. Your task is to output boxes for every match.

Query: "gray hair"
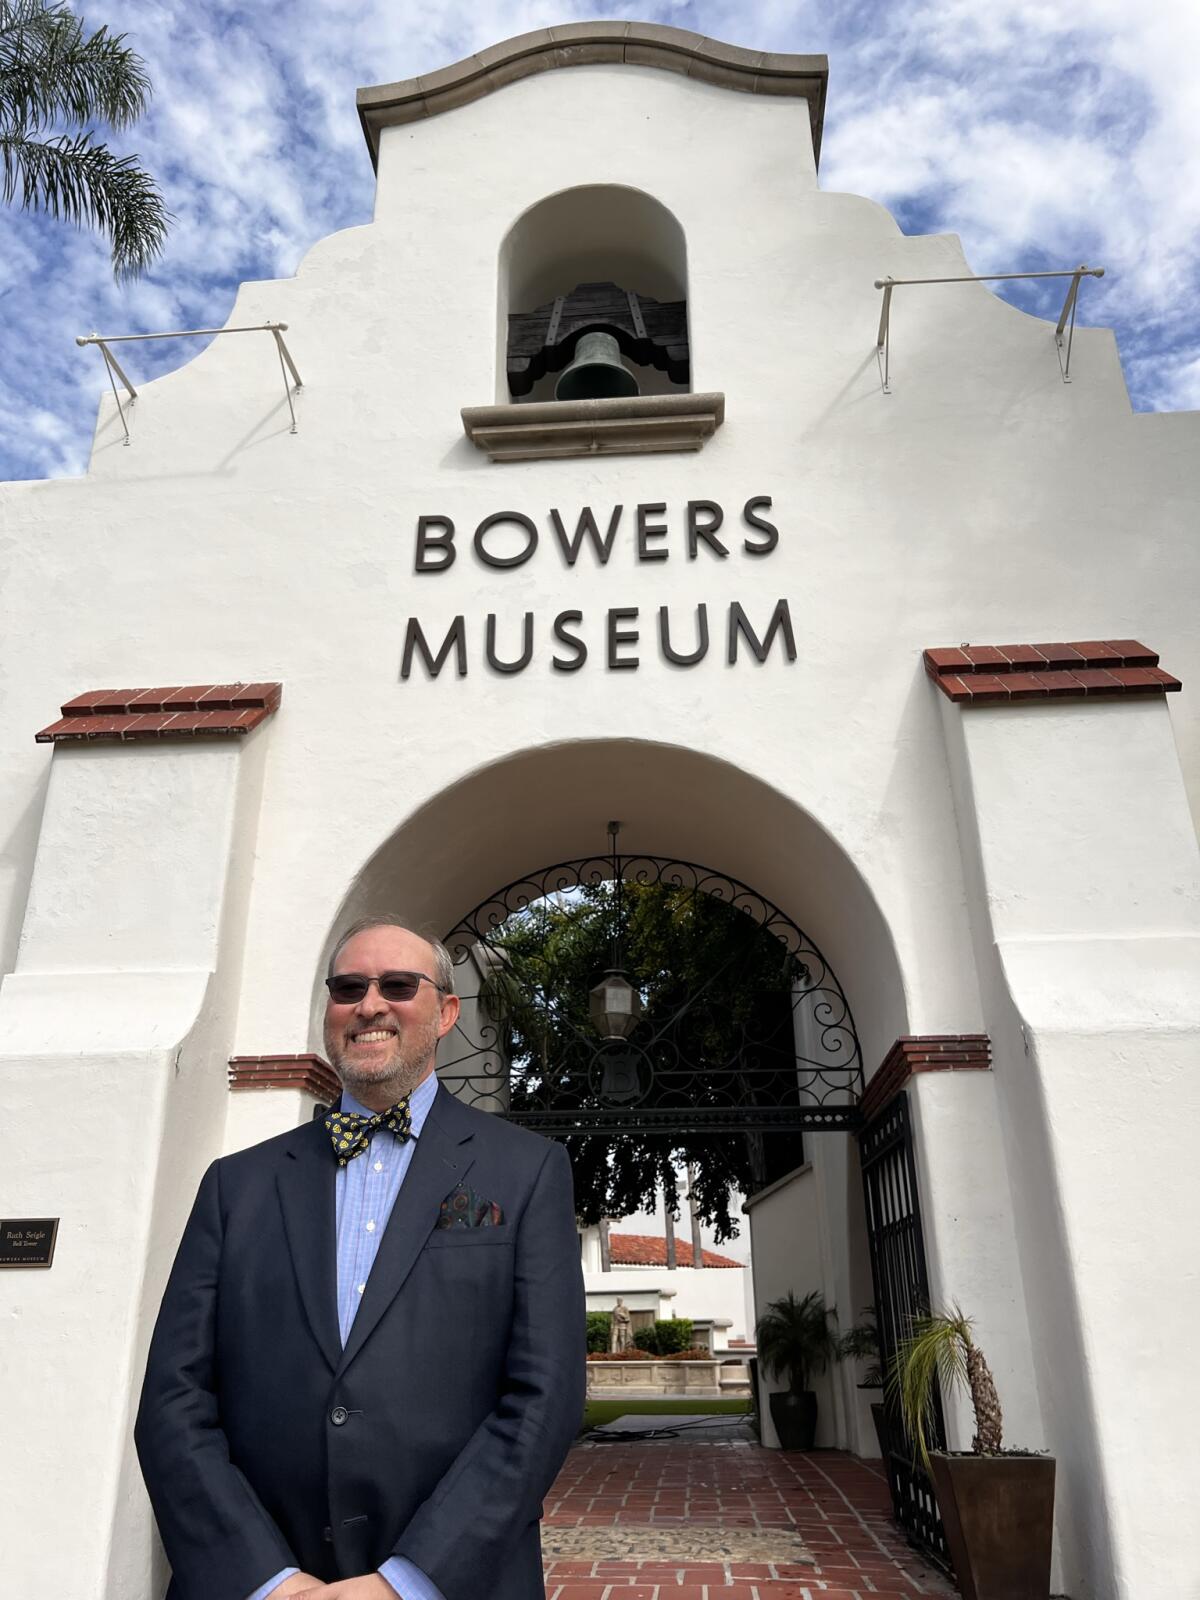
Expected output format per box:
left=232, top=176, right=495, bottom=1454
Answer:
left=326, top=914, right=456, bottom=994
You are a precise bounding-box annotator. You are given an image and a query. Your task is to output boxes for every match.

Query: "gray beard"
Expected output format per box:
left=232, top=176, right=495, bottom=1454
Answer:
left=325, top=1022, right=440, bottom=1106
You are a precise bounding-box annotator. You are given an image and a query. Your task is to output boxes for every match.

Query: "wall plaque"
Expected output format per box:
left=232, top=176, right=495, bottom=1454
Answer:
left=0, top=1218, right=59, bottom=1268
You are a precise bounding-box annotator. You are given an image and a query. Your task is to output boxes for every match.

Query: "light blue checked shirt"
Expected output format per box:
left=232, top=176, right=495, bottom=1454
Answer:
left=248, top=1070, right=444, bottom=1600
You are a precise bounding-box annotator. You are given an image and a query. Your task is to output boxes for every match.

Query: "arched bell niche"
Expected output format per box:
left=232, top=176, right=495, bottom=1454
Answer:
left=497, top=184, right=690, bottom=404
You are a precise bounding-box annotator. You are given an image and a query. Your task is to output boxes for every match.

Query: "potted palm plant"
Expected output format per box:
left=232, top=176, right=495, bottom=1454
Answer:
left=891, top=1305, right=1055, bottom=1600
left=839, top=1306, right=883, bottom=1387
left=839, top=1306, right=889, bottom=1461
left=755, top=1290, right=839, bottom=1451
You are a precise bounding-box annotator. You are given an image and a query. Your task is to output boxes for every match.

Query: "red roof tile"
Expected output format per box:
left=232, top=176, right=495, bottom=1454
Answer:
left=608, top=1232, right=743, bottom=1269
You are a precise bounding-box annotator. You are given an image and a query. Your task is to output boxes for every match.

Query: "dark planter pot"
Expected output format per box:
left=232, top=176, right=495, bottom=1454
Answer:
left=744, top=1358, right=762, bottom=1441
left=768, top=1388, right=817, bottom=1450
left=747, top=1357, right=760, bottom=1419
left=870, top=1400, right=889, bottom=1462
left=928, top=1452, right=1055, bottom=1600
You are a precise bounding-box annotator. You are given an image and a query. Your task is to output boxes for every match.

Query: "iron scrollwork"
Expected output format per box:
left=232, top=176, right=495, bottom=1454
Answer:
left=438, top=854, right=864, bottom=1135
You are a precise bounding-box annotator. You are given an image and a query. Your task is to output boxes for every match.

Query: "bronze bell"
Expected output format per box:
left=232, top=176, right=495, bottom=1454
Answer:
left=555, top=331, right=639, bottom=401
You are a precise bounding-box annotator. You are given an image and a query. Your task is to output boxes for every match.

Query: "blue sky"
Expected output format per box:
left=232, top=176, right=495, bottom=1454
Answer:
left=2, top=0, right=1198, bottom=481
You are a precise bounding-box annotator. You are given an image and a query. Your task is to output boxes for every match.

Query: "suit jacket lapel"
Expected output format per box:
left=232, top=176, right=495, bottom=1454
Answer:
left=336, top=1089, right=475, bottom=1376
left=276, top=1119, right=341, bottom=1374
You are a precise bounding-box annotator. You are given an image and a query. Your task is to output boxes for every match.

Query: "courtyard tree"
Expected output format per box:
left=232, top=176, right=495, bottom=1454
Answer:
left=1, top=0, right=168, bottom=277
left=479, top=877, right=817, bottom=1238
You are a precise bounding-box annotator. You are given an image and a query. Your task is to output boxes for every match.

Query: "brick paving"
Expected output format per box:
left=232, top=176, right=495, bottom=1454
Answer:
left=542, top=1441, right=958, bottom=1599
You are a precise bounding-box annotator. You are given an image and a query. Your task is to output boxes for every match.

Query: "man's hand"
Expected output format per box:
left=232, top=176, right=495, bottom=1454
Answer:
left=267, top=1577, right=325, bottom=1598
left=294, top=1578, right=397, bottom=1599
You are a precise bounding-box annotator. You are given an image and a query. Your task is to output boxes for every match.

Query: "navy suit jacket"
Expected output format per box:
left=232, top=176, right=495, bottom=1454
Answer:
left=135, top=1086, right=585, bottom=1600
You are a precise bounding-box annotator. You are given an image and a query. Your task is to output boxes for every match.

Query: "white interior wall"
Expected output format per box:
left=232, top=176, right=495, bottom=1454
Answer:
left=743, top=1165, right=839, bottom=1449
left=808, top=1132, right=882, bottom=1458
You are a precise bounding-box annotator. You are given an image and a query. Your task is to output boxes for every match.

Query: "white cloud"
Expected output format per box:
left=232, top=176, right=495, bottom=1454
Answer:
left=0, top=0, right=1195, bottom=480
left=817, top=0, right=1200, bottom=413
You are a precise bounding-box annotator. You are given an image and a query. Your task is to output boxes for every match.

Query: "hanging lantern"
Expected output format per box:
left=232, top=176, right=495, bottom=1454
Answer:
left=589, top=969, right=643, bottom=1039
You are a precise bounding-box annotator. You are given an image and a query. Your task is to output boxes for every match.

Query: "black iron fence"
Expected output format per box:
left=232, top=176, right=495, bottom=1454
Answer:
left=859, top=1091, right=950, bottom=1570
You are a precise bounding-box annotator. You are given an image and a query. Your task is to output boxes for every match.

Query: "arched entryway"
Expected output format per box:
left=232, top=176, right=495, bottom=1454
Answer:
left=313, top=738, right=940, bottom=1552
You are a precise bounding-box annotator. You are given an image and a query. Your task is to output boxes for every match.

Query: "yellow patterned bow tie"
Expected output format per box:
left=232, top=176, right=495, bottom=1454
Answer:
left=324, top=1100, right=413, bottom=1167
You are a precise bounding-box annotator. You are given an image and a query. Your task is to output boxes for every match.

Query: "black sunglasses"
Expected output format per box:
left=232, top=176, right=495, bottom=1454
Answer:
left=325, top=970, right=447, bottom=1005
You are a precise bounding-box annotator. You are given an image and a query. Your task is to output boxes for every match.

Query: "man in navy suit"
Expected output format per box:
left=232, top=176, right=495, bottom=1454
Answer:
left=136, top=917, right=585, bottom=1600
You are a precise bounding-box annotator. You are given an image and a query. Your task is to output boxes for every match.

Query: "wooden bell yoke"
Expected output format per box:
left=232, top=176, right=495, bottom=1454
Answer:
left=506, top=281, right=690, bottom=397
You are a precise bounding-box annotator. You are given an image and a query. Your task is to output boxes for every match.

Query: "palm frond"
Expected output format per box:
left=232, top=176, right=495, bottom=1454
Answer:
left=888, top=1305, right=972, bottom=1471
left=0, top=0, right=63, bottom=46
left=1, top=0, right=151, bottom=131
left=838, top=1307, right=882, bottom=1385
left=1, top=128, right=167, bottom=276
left=838, top=1306, right=878, bottom=1360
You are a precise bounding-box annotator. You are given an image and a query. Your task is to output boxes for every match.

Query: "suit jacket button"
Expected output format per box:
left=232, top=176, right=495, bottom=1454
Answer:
left=330, top=1405, right=349, bottom=1426
left=323, top=1526, right=333, bottom=1542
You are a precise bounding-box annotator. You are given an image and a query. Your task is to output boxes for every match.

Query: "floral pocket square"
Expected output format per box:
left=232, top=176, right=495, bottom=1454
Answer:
left=436, top=1184, right=504, bottom=1229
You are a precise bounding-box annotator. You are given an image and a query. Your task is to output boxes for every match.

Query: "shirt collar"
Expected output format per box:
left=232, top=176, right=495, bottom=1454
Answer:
left=339, top=1068, right=439, bottom=1134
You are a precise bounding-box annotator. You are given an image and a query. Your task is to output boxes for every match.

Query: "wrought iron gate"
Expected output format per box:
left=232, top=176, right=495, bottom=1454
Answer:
left=438, top=851, right=864, bottom=1135
left=858, top=1092, right=950, bottom=1569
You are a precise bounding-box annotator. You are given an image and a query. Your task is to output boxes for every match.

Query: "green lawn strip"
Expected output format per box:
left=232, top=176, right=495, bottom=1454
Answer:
left=582, top=1397, right=749, bottom=1429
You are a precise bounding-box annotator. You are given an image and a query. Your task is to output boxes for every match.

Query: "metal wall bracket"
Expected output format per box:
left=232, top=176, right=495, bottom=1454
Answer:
left=873, top=265, right=1105, bottom=395
left=76, top=322, right=303, bottom=444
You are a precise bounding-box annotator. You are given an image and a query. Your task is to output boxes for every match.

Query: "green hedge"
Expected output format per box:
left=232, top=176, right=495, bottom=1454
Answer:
left=632, top=1317, right=694, bottom=1356
left=586, top=1311, right=612, bottom=1354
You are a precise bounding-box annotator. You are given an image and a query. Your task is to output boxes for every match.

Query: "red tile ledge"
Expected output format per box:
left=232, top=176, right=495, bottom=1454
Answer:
left=228, top=1053, right=339, bottom=1101
left=923, top=642, right=1179, bottom=704
left=860, top=1035, right=991, bottom=1123
left=36, top=683, right=282, bottom=743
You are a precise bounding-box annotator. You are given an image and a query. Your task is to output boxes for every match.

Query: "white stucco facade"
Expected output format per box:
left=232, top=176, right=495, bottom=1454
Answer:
left=1, top=28, right=1198, bottom=1600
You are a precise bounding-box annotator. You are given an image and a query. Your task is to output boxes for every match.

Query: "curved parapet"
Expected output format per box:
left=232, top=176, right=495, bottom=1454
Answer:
left=357, top=22, right=827, bottom=167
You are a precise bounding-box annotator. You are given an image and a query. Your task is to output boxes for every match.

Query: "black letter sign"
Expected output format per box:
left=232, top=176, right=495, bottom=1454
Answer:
left=635, top=503, right=669, bottom=562
left=659, top=604, right=710, bottom=666
left=687, top=501, right=729, bottom=559
left=551, top=506, right=622, bottom=566
left=727, top=600, right=797, bottom=664
left=415, top=515, right=457, bottom=572
left=486, top=612, right=534, bottom=674
left=401, top=616, right=468, bottom=679
left=552, top=611, right=588, bottom=672
left=607, top=607, right=640, bottom=670
left=742, top=496, right=779, bottom=555
left=473, top=512, right=539, bottom=569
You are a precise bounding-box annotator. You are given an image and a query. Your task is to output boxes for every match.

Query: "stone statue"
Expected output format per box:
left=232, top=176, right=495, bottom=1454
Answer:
left=609, top=1297, right=633, bottom=1354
